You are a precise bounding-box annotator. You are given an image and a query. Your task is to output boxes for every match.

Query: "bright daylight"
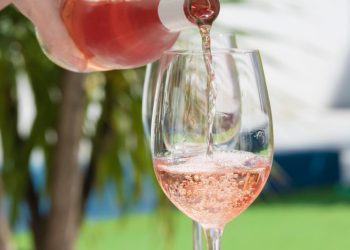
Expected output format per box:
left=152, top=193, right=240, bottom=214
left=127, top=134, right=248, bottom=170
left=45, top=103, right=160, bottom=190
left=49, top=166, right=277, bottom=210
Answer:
left=0, top=0, right=349, bottom=249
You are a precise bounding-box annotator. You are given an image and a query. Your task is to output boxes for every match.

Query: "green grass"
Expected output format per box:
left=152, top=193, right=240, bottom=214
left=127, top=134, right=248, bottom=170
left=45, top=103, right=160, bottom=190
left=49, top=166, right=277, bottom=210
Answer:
left=14, top=187, right=350, bottom=250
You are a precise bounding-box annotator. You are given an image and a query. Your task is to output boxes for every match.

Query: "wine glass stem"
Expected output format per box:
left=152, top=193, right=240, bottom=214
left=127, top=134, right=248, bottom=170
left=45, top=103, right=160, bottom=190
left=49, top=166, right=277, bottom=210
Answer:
left=204, top=227, right=222, bottom=250
left=193, top=221, right=202, bottom=250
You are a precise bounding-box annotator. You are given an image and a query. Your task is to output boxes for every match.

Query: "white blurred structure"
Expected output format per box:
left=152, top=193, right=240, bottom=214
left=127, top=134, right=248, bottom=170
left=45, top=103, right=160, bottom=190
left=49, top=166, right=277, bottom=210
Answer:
left=217, top=0, right=350, bottom=183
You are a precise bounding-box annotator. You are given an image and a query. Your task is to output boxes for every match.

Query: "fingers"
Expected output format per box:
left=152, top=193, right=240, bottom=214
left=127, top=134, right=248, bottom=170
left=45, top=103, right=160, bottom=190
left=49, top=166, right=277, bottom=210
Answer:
left=0, top=0, right=11, bottom=10
left=12, top=0, right=88, bottom=72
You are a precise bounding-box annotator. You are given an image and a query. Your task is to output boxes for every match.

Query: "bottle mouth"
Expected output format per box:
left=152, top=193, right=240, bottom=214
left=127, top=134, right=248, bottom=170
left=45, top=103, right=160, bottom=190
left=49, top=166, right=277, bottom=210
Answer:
left=184, top=0, right=221, bottom=26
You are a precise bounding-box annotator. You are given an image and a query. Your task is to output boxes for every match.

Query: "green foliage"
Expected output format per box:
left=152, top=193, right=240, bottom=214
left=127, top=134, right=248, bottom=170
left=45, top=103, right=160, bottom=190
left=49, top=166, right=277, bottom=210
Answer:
left=0, top=6, right=58, bottom=223
left=90, top=69, right=153, bottom=206
left=0, top=5, right=153, bottom=227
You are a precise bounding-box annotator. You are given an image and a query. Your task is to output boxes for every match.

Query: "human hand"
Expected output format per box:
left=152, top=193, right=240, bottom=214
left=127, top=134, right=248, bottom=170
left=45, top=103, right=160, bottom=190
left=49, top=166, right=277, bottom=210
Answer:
left=11, top=0, right=91, bottom=72
left=0, top=0, right=11, bottom=10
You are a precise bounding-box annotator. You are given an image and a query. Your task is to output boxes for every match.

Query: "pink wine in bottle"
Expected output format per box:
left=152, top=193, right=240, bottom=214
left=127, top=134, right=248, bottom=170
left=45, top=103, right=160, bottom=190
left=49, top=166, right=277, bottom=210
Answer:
left=60, top=0, right=220, bottom=71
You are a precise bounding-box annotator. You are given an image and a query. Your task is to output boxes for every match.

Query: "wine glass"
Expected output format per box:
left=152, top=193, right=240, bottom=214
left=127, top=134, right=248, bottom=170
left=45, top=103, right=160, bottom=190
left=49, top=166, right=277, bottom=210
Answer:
left=151, top=48, right=273, bottom=250
left=142, top=33, right=237, bottom=139
left=142, top=33, right=237, bottom=250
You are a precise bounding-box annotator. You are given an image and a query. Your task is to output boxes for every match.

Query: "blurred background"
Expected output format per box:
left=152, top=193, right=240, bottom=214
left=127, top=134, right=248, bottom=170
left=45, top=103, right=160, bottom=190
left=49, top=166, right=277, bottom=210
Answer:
left=1, top=0, right=350, bottom=249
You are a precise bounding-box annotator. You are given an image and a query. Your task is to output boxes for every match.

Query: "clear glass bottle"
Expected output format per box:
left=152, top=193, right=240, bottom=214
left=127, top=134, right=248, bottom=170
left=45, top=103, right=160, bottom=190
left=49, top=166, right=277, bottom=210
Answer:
left=11, top=0, right=219, bottom=72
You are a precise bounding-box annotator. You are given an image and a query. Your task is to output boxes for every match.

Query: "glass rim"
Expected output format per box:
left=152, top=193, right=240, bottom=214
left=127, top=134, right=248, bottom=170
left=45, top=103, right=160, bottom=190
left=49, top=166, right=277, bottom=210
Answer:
left=162, top=48, right=260, bottom=56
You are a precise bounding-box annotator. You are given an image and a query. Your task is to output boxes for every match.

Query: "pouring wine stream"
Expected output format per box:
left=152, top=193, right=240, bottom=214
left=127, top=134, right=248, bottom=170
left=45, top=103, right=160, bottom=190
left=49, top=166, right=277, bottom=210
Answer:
left=186, top=1, right=221, bottom=249
left=185, top=0, right=220, bottom=156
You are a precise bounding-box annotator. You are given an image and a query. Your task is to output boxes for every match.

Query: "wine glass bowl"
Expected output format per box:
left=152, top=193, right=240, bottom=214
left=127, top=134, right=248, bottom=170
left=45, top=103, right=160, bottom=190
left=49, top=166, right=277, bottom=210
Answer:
left=151, top=48, right=273, bottom=248
left=158, top=50, right=242, bottom=157
left=141, top=33, right=239, bottom=250
left=142, top=33, right=237, bottom=139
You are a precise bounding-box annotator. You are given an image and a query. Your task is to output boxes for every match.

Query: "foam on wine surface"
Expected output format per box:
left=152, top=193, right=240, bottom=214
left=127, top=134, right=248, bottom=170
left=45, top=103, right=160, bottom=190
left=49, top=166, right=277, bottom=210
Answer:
left=154, top=151, right=271, bottom=229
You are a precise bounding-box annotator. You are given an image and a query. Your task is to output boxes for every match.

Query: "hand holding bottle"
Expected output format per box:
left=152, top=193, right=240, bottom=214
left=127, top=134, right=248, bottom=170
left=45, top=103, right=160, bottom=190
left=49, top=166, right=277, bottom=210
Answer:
left=6, top=0, right=195, bottom=72
left=3, top=0, right=219, bottom=72
left=0, top=0, right=11, bottom=11
left=12, top=0, right=89, bottom=72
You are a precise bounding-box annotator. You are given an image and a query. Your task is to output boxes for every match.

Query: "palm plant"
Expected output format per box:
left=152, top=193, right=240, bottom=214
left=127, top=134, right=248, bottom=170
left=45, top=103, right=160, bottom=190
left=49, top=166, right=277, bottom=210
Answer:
left=0, top=0, right=316, bottom=249
left=0, top=6, right=152, bottom=250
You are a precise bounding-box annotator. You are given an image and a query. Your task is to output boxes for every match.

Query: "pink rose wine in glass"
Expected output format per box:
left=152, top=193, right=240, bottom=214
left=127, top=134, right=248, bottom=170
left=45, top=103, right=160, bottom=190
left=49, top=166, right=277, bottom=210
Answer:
left=154, top=151, right=271, bottom=229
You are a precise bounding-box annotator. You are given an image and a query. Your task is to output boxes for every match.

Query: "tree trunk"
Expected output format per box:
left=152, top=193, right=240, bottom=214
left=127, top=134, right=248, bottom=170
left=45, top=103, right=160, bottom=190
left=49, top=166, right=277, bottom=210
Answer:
left=0, top=212, right=13, bottom=250
left=0, top=180, right=13, bottom=250
left=28, top=178, right=46, bottom=250
left=42, top=71, right=85, bottom=250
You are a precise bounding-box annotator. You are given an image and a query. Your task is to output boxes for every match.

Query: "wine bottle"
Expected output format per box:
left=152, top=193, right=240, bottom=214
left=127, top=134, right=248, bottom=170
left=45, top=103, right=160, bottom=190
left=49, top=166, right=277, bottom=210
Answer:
left=60, top=0, right=198, bottom=71
left=11, top=0, right=220, bottom=72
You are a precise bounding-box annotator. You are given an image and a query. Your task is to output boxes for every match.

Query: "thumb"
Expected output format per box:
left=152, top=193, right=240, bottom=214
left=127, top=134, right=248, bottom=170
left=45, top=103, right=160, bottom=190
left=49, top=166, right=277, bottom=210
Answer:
left=12, top=0, right=88, bottom=72
left=0, top=0, right=11, bottom=10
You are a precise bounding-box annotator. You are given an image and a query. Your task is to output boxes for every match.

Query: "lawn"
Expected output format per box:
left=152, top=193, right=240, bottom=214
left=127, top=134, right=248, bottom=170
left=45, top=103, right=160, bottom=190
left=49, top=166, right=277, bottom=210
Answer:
left=15, top=187, right=350, bottom=250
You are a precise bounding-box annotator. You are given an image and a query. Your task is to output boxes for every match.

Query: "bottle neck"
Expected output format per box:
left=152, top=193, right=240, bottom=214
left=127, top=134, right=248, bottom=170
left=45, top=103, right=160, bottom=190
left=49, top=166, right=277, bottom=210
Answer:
left=158, top=0, right=195, bottom=31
